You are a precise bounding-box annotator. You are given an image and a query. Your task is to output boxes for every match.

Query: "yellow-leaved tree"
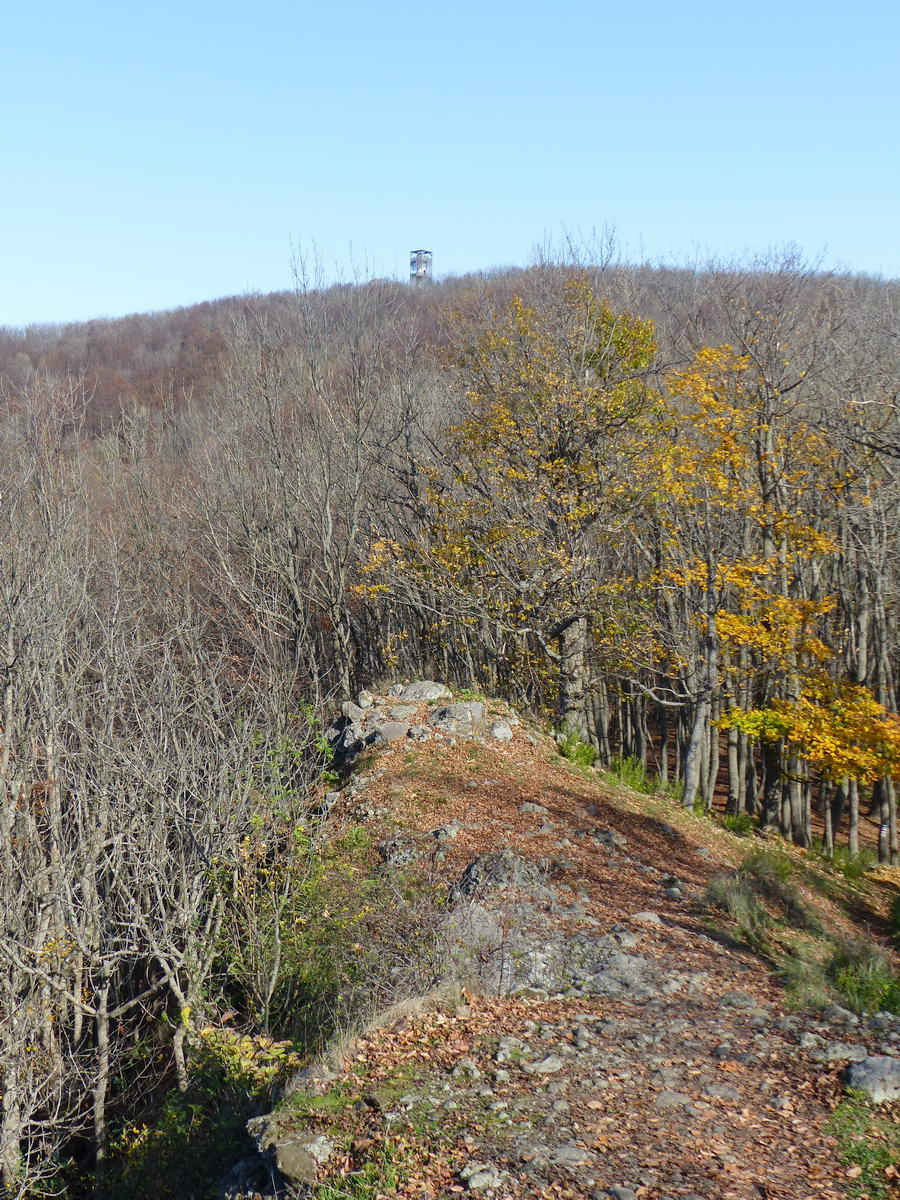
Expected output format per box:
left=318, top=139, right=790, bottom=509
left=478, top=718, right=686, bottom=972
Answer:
left=366, top=275, right=657, bottom=734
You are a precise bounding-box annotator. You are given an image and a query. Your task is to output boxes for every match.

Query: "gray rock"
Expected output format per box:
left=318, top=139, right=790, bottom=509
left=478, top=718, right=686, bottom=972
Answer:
left=823, top=1004, right=860, bottom=1027
left=459, top=1161, right=503, bottom=1191
left=664, top=886, right=683, bottom=900
left=373, top=720, right=410, bottom=743
left=341, top=700, right=366, bottom=722
left=519, top=802, right=548, bottom=815
left=523, top=1054, right=565, bottom=1074
left=722, top=991, right=757, bottom=1008
left=429, top=701, right=486, bottom=737
left=378, top=834, right=425, bottom=868
left=451, top=1057, right=482, bottom=1081
left=357, top=689, right=374, bottom=708
left=490, top=719, right=514, bottom=741
left=703, top=1083, right=741, bottom=1101
left=594, top=828, right=626, bottom=848
left=812, top=1041, right=868, bottom=1064
left=389, top=705, right=418, bottom=721
left=653, top=1090, right=692, bottom=1108
left=400, top=680, right=452, bottom=702
left=431, top=821, right=464, bottom=843
left=844, top=1055, right=900, bottom=1103
left=606, top=1189, right=637, bottom=1200
left=217, top=1155, right=268, bottom=1199
left=631, top=911, right=662, bottom=925
left=550, top=1143, right=592, bottom=1166
left=450, top=849, right=542, bottom=899
left=495, top=1036, right=528, bottom=1063
left=248, top=1118, right=336, bottom=1187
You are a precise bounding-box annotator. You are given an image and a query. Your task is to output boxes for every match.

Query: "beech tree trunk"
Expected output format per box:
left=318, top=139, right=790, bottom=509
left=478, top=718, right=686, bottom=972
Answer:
left=557, top=616, right=589, bottom=738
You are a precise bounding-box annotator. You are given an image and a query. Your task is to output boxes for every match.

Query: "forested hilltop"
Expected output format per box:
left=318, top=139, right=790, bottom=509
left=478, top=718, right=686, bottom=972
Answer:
left=0, top=252, right=898, bottom=1196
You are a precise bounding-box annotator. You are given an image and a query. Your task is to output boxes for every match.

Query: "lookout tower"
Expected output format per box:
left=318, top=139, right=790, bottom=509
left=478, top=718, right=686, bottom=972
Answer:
left=409, top=249, right=432, bottom=284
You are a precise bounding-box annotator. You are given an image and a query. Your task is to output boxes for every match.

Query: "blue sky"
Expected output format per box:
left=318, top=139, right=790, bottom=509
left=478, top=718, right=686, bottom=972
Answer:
left=2, top=0, right=898, bottom=326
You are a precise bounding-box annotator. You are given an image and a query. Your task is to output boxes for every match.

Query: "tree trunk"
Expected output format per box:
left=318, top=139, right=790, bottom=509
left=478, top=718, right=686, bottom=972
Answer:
left=557, top=616, right=588, bottom=738
left=760, top=741, right=782, bottom=829
left=848, top=779, right=859, bottom=857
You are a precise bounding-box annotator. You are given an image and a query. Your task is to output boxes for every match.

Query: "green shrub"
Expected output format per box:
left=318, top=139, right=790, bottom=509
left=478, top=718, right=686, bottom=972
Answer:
left=742, top=847, right=793, bottom=885
left=558, top=728, right=598, bottom=768
left=827, top=942, right=900, bottom=1014
left=705, top=873, right=770, bottom=946
left=827, top=845, right=878, bottom=882
left=107, top=1029, right=299, bottom=1200
left=722, top=811, right=754, bottom=837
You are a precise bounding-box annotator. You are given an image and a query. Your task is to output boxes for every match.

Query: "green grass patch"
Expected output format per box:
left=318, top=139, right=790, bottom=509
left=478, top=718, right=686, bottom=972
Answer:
left=827, top=1095, right=900, bottom=1199
left=776, top=953, right=832, bottom=1011
left=827, top=943, right=900, bottom=1014
left=816, top=845, right=879, bottom=882
left=317, top=1138, right=416, bottom=1200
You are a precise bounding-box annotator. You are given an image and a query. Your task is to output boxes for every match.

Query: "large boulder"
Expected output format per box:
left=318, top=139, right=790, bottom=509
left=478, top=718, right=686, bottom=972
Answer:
left=400, top=680, right=452, bottom=702
left=247, top=1115, right=337, bottom=1188
left=844, top=1055, right=900, bottom=1103
left=429, top=701, right=485, bottom=737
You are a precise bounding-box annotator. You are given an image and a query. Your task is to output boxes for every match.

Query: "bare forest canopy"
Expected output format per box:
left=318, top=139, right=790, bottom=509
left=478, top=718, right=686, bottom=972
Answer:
left=0, top=252, right=898, bottom=1196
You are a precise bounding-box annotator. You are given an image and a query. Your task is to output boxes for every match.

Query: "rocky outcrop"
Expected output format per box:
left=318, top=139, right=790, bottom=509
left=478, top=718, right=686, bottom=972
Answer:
left=325, top=683, right=501, bottom=765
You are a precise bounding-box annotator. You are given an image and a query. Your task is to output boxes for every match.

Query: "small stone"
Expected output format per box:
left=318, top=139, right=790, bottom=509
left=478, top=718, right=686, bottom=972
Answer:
left=664, top=886, right=683, bottom=900
left=459, top=1161, right=503, bottom=1191
left=451, top=1057, right=482, bottom=1081
left=653, top=1090, right=692, bottom=1108
left=631, top=911, right=663, bottom=925
left=518, top=802, right=548, bottom=815
left=523, top=1054, right=565, bottom=1074
left=389, top=705, right=417, bottom=721
left=550, top=1143, right=591, bottom=1166
left=357, top=689, right=374, bottom=708
left=341, top=700, right=366, bottom=721
left=490, top=719, right=514, bottom=741
left=823, top=1004, right=860, bottom=1026
left=605, top=1188, right=637, bottom=1200
left=595, top=828, right=627, bottom=848
left=431, top=821, right=464, bottom=843
left=496, top=1036, right=527, bottom=1064
left=703, top=1083, right=741, bottom=1101
left=722, top=991, right=757, bottom=1008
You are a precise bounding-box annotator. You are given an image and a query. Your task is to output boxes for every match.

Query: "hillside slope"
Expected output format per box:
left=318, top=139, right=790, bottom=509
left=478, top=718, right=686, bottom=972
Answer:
left=222, top=685, right=900, bottom=1200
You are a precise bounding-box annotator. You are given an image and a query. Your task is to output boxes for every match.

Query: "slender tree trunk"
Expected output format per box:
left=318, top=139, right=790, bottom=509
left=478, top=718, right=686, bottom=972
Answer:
left=93, top=983, right=111, bottom=1196
left=848, top=779, right=859, bottom=857
left=658, top=700, right=669, bottom=785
